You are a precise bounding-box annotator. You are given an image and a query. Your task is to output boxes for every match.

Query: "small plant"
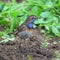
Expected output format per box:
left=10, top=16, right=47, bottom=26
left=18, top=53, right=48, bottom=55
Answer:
left=27, top=55, right=33, bottom=60
left=41, top=36, right=50, bottom=48
left=0, top=34, right=15, bottom=43
left=55, top=51, right=60, bottom=58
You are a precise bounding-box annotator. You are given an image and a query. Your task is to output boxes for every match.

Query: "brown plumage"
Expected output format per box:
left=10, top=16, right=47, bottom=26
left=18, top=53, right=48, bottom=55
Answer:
left=18, top=15, right=37, bottom=31
left=14, top=15, right=37, bottom=35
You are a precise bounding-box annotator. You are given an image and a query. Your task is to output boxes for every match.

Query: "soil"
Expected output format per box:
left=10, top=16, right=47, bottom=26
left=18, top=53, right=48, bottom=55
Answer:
left=0, top=36, right=55, bottom=60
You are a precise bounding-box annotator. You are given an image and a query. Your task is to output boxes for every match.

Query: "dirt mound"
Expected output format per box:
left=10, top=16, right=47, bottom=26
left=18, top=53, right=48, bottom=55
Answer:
left=0, top=35, right=55, bottom=60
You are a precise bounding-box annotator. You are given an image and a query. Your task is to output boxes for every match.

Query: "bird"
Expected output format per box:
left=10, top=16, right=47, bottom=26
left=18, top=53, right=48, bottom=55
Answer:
left=14, top=15, right=43, bottom=42
left=17, top=15, right=37, bottom=39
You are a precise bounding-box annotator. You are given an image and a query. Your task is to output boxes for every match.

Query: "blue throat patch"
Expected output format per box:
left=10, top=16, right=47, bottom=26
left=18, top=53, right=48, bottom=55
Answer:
left=27, top=19, right=36, bottom=29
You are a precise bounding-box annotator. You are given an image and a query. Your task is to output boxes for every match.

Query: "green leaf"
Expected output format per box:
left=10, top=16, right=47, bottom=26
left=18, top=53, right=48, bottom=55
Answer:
left=34, top=18, right=47, bottom=24
left=40, top=11, right=51, bottom=18
left=52, top=26, right=60, bottom=36
left=2, top=6, right=9, bottom=11
left=31, top=6, right=38, bottom=15
left=0, top=20, right=8, bottom=26
left=0, top=3, right=4, bottom=12
left=45, top=25, right=50, bottom=30
left=10, top=10, right=20, bottom=17
left=45, top=1, right=53, bottom=8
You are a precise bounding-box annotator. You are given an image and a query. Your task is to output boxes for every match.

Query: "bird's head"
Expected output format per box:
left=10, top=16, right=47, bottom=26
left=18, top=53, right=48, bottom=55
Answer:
left=26, top=15, right=37, bottom=29
left=26, top=15, right=37, bottom=23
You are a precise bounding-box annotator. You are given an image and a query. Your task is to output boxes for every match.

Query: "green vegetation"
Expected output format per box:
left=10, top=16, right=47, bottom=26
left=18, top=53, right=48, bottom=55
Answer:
left=55, top=51, right=60, bottom=58
left=27, top=55, right=33, bottom=60
left=0, top=34, right=15, bottom=43
left=0, top=0, right=60, bottom=37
